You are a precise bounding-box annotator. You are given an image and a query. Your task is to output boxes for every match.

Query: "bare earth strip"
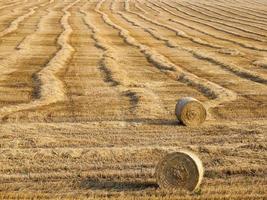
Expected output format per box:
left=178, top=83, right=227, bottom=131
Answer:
left=0, top=0, right=266, bottom=199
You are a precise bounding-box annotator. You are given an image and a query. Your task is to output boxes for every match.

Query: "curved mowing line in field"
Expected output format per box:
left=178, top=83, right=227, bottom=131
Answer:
left=173, top=1, right=267, bottom=38
left=0, top=1, right=23, bottom=12
left=151, top=1, right=266, bottom=44
left=15, top=1, right=55, bottom=50
left=163, top=3, right=267, bottom=68
left=245, top=0, right=267, bottom=7
left=216, top=1, right=267, bottom=19
left=123, top=1, right=267, bottom=85
left=133, top=0, right=149, bottom=14
left=0, top=6, right=38, bottom=38
left=157, top=0, right=266, bottom=44
left=132, top=0, right=254, bottom=58
left=81, top=0, right=170, bottom=117
left=184, top=2, right=267, bottom=33
left=0, top=0, right=80, bottom=119
left=195, top=1, right=267, bottom=26
left=134, top=3, right=239, bottom=54
left=81, top=7, right=140, bottom=114
left=170, top=17, right=267, bottom=53
left=175, top=2, right=267, bottom=39
left=81, top=6, right=128, bottom=88
left=98, top=0, right=238, bottom=110
left=0, top=0, right=49, bottom=38
left=141, top=1, right=267, bottom=52
left=137, top=0, right=158, bottom=13
left=203, top=1, right=267, bottom=23
left=247, top=0, right=267, bottom=8
left=159, top=1, right=267, bottom=69
left=159, top=2, right=267, bottom=70
left=0, top=1, right=54, bottom=78
left=0, top=1, right=42, bottom=32
left=129, top=2, right=224, bottom=51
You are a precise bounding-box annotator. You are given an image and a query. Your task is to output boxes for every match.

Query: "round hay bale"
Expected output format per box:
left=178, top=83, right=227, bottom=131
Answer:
left=175, top=97, right=206, bottom=126
left=155, top=151, right=204, bottom=191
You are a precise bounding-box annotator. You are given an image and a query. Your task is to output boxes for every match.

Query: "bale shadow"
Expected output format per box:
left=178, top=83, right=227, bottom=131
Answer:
left=80, top=178, right=158, bottom=192
left=125, top=118, right=181, bottom=126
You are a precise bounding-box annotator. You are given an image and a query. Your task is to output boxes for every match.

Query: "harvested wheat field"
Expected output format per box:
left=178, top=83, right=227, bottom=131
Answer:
left=0, top=0, right=266, bottom=199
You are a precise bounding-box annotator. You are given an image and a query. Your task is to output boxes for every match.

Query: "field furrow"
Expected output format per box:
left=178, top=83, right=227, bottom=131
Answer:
left=0, top=1, right=37, bottom=31
left=110, top=1, right=267, bottom=120
left=111, top=1, right=238, bottom=106
left=152, top=1, right=267, bottom=48
left=64, top=0, right=197, bottom=121
left=135, top=1, right=267, bottom=75
left=0, top=0, right=59, bottom=110
left=0, top=1, right=50, bottom=56
left=196, top=1, right=267, bottom=27
left=0, top=0, right=78, bottom=121
left=0, top=1, right=23, bottom=13
left=0, top=1, right=48, bottom=34
left=184, top=2, right=267, bottom=30
left=128, top=1, right=267, bottom=79
left=177, top=2, right=267, bottom=38
left=165, top=1, right=267, bottom=39
left=204, top=1, right=267, bottom=22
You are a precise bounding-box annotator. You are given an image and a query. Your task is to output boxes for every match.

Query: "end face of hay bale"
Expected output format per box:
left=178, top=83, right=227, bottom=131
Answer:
left=155, top=151, right=204, bottom=192
left=175, top=97, right=207, bottom=126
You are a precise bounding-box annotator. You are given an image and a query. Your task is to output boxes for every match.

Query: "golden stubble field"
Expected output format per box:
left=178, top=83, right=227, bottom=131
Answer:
left=0, top=0, right=266, bottom=199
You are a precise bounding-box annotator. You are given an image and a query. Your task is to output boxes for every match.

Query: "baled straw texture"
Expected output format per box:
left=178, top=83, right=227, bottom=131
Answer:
left=155, top=151, right=204, bottom=192
left=175, top=97, right=207, bottom=126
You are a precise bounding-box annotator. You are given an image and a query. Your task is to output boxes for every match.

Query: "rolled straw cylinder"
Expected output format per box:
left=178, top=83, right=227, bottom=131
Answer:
left=175, top=97, right=207, bottom=126
left=155, top=151, right=204, bottom=192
